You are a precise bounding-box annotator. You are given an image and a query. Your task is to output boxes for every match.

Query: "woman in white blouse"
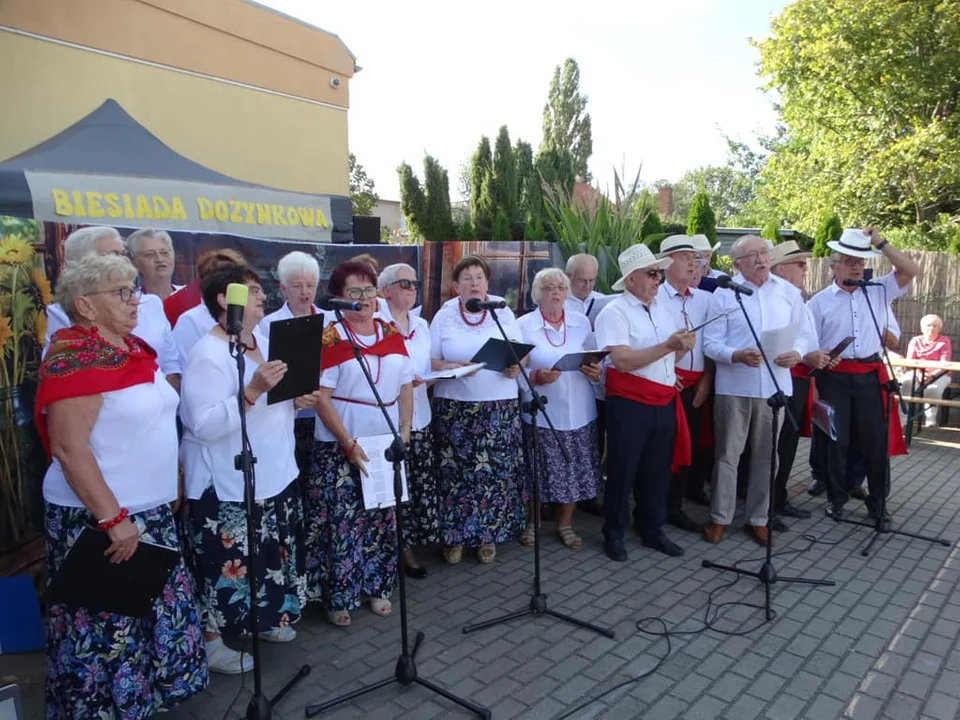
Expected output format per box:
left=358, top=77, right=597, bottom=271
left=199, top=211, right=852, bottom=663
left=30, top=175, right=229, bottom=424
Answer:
left=517, top=268, right=602, bottom=550
left=379, top=263, right=436, bottom=579
left=305, top=260, right=414, bottom=627
left=429, top=255, right=525, bottom=565
left=180, top=265, right=317, bottom=674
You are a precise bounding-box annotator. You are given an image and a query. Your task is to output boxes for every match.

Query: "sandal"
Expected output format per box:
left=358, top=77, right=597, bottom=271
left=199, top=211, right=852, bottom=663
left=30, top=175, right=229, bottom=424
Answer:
left=326, top=609, right=351, bottom=627
left=369, top=598, right=392, bottom=616
left=557, top=526, right=583, bottom=550
left=520, top=523, right=536, bottom=546
left=442, top=546, right=463, bottom=565
left=477, top=544, right=496, bottom=564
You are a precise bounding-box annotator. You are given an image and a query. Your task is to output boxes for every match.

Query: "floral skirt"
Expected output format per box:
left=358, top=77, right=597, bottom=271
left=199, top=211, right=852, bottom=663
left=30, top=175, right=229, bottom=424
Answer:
left=402, top=427, right=442, bottom=548
left=44, top=502, right=208, bottom=720
left=187, top=480, right=307, bottom=635
left=522, top=420, right=600, bottom=504
left=304, top=442, right=397, bottom=611
left=434, top=398, right=525, bottom=547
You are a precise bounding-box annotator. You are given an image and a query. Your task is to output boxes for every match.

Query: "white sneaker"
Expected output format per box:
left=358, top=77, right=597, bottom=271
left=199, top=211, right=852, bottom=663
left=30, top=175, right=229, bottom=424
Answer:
left=259, top=626, right=297, bottom=643
left=205, top=638, right=254, bottom=675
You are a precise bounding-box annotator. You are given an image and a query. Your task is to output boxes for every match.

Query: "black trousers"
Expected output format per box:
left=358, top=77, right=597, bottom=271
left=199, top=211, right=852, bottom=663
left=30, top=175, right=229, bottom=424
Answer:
left=815, top=371, right=889, bottom=507
left=603, top=396, right=674, bottom=543
left=670, top=385, right=710, bottom=509
left=774, top=375, right=810, bottom=509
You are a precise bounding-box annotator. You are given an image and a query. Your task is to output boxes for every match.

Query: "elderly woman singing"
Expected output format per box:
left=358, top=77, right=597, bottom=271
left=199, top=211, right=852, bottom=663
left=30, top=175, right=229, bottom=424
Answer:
left=35, top=253, right=207, bottom=718
left=517, top=268, right=602, bottom=550
left=305, top=260, right=414, bottom=627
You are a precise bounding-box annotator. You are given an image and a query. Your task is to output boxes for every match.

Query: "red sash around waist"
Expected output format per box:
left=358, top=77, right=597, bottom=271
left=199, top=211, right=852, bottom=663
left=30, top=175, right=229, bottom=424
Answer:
left=675, top=368, right=713, bottom=450
left=790, top=364, right=815, bottom=438
left=606, top=369, right=691, bottom=473
left=830, top=360, right=907, bottom=457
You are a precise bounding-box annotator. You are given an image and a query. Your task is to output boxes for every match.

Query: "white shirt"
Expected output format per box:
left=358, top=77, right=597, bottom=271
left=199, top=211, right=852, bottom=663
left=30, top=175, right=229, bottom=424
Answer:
left=257, top=301, right=323, bottom=419
left=518, top=309, right=597, bottom=431
left=430, top=297, right=524, bottom=402
left=390, top=313, right=432, bottom=431
left=179, top=331, right=298, bottom=502
left=595, top=292, right=676, bottom=388
left=703, top=272, right=809, bottom=398
left=564, top=291, right=613, bottom=328
left=46, top=294, right=181, bottom=376
left=657, top=281, right=711, bottom=372
left=315, top=321, right=415, bottom=441
left=807, top=272, right=907, bottom=359
left=172, top=304, right=218, bottom=369
left=43, top=368, right=180, bottom=512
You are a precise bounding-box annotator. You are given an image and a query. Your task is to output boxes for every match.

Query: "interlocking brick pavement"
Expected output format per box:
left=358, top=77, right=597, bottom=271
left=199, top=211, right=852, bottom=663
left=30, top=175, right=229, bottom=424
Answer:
left=5, top=429, right=960, bottom=719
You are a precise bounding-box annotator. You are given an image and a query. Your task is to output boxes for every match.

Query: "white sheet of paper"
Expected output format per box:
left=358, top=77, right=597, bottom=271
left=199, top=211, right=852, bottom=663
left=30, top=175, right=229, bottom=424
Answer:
left=358, top=434, right=409, bottom=510
left=420, top=362, right=486, bottom=382
left=760, top=322, right=800, bottom=359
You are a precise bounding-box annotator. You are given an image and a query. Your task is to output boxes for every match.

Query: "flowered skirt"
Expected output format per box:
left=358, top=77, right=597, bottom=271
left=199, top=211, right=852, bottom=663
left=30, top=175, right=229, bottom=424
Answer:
left=187, top=480, right=307, bottom=635
left=434, top=398, right=526, bottom=547
left=304, top=442, right=397, bottom=611
left=522, top=420, right=600, bottom=504
left=44, top=502, right=208, bottom=720
left=402, top=427, right=442, bottom=548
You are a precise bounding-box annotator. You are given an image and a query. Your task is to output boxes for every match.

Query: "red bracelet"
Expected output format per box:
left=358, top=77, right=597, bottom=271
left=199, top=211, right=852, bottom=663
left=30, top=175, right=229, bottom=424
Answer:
left=243, top=391, right=256, bottom=407
left=98, top=507, right=129, bottom=531
left=342, top=438, right=358, bottom=458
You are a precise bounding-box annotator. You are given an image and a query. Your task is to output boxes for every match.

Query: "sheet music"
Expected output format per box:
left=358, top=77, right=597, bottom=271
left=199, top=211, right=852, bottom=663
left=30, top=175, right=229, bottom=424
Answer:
left=760, top=322, right=800, bottom=359
left=420, top=363, right=485, bottom=382
left=358, top=434, right=409, bottom=510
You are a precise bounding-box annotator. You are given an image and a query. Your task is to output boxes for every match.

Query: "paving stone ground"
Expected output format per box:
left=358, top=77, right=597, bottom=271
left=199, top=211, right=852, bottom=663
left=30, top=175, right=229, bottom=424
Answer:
left=4, top=428, right=960, bottom=720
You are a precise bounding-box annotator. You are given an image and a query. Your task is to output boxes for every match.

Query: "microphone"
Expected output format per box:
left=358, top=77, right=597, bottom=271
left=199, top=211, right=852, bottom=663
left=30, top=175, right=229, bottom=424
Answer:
left=224, top=283, right=248, bottom=352
left=317, top=294, right=362, bottom=312
left=465, top=297, right=507, bottom=312
left=842, top=279, right=881, bottom=288
left=716, top=275, right=754, bottom=296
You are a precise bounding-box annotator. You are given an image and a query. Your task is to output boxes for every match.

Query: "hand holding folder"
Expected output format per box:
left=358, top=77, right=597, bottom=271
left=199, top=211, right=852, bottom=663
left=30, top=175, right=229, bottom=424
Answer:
left=470, top=338, right=535, bottom=373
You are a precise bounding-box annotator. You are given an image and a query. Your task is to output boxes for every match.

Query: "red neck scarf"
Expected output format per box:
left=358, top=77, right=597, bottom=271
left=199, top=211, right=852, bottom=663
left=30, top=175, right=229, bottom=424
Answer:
left=34, top=326, right=158, bottom=455
left=832, top=360, right=908, bottom=457
left=320, top=318, right=408, bottom=371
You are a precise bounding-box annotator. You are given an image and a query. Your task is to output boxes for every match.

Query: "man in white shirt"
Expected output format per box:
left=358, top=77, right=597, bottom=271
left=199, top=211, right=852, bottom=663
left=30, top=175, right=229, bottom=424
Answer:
left=702, top=235, right=811, bottom=546
left=564, top=253, right=611, bottom=327
left=806, top=227, right=918, bottom=524
left=595, top=244, right=695, bottom=561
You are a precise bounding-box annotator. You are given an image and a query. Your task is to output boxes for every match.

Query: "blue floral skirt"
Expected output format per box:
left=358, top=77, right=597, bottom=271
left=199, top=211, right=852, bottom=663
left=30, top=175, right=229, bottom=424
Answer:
left=402, top=427, right=441, bottom=548
left=44, top=502, right=208, bottom=720
left=522, top=420, right=600, bottom=504
left=186, top=479, right=306, bottom=635
left=434, top=398, right=525, bottom=547
left=304, top=442, right=397, bottom=611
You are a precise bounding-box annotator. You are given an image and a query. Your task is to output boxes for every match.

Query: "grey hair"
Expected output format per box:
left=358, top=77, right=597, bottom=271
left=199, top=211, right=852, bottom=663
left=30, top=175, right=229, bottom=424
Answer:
left=565, top=253, right=598, bottom=275
left=63, top=226, right=122, bottom=264
left=277, top=251, right=320, bottom=285
left=378, top=263, right=417, bottom=290
left=829, top=251, right=843, bottom=264
left=920, top=314, right=943, bottom=330
left=126, top=228, right=173, bottom=259
left=531, top=267, right=570, bottom=305
left=56, top=254, right=138, bottom=323
left=730, top=235, right=764, bottom=262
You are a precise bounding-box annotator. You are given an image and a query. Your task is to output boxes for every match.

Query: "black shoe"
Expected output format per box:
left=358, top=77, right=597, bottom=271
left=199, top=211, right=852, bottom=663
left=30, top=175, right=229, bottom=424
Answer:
left=404, top=565, right=428, bottom=580
left=866, top=502, right=892, bottom=529
left=825, top=503, right=845, bottom=521
left=777, top=502, right=812, bottom=520
left=642, top=534, right=685, bottom=557
left=849, top=486, right=868, bottom=502
left=604, top=540, right=627, bottom=562
left=540, top=503, right=556, bottom=522
left=768, top=515, right=790, bottom=533
left=576, top=498, right=604, bottom=517
left=685, top=488, right=710, bottom=506
left=808, top=480, right=826, bottom=497
left=668, top=510, right=703, bottom=533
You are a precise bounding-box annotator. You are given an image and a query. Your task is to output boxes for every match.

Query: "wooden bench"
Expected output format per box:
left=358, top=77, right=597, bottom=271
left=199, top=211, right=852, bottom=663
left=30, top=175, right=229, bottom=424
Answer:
left=903, top=395, right=960, bottom=445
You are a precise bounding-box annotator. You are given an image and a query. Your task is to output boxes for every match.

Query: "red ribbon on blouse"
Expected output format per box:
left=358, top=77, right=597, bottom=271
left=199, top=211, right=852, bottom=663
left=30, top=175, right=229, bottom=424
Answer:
left=831, top=360, right=908, bottom=457
left=320, top=318, right=408, bottom=371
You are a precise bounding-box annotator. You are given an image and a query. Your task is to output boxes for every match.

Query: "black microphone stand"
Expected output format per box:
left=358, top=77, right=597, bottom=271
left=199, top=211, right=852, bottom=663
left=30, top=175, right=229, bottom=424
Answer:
left=701, top=290, right=834, bottom=620
left=229, top=338, right=310, bottom=720
left=462, top=306, right=614, bottom=639
left=831, top=285, right=951, bottom=556
left=305, top=309, right=489, bottom=719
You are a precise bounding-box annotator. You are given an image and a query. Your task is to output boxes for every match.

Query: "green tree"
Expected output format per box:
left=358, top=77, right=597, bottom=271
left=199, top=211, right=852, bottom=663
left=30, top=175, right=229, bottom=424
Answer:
left=469, top=136, right=494, bottom=240
left=491, top=126, right=518, bottom=222
left=535, top=149, right=576, bottom=201
left=540, top=58, right=593, bottom=181
left=491, top=208, right=511, bottom=241
left=397, top=162, right=426, bottom=239
left=349, top=153, right=379, bottom=216
left=458, top=218, right=477, bottom=241
left=686, top=191, right=717, bottom=242
left=523, top=216, right=546, bottom=241
left=422, top=156, right=456, bottom=241
left=813, top=211, right=843, bottom=258
left=515, top=140, right=538, bottom=220
left=640, top=207, right=663, bottom=240
left=761, top=219, right=781, bottom=244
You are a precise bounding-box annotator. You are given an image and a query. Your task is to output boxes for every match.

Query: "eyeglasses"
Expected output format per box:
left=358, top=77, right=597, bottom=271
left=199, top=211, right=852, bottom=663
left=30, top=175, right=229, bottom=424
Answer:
left=642, top=269, right=662, bottom=279
left=541, top=284, right=569, bottom=293
left=390, top=279, right=421, bottom=290
left=840, top=257, right=866, bottom=267
left=345, top=285, right=379, bottom=300
left=88, top=286, right=139, bottom=303
left=737, top=248, right=771, bottom=264
left=140, top=249, right=172, bottom=261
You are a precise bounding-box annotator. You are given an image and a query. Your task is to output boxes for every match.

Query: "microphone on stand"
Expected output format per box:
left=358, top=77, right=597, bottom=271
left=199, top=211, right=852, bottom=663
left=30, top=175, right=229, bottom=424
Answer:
left=317, top=294, right=362, bottom=311
left=225, top=283, right=249, bottom=354
left=842, top=279, right=882, bottom=288
left=716, top=275, right=755, bottom=296
left=465, top=297, right=507, bottom=312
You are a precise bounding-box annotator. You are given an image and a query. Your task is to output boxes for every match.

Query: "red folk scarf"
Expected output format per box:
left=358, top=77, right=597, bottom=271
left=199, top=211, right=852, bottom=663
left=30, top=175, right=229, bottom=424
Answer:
left=675, top=367, right=713, bottom=450
left=606, top=369, right=692, bottom=473
left=320, top=318, right=408, bottom=371
left=34, top=326, right=158, bottom=456
left=790, top=364, right=815, bottom=438
left=832, top=359, right=908, bottom=457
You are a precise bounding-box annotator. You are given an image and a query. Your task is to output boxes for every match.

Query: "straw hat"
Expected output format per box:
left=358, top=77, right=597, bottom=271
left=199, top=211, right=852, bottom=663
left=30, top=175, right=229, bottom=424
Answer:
left=611, top=244, right=672, bottom=292
left=690, top=234, right=721, bottom=252
left=658, top=234, right=697, bottom=257
left=769, top=240, right=812, bottom=268
left=827, top=229, right=880, bottom=259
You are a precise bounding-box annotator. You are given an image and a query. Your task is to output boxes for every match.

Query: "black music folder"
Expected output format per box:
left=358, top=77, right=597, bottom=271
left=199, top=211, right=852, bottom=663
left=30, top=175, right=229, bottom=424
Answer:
left=551, top=350, right=610, bottom=372
left=470, top=338, right=535, bottom=373
left=267, top=313, right=324, bottom=405
left=47, top=528, right=180, bottom=618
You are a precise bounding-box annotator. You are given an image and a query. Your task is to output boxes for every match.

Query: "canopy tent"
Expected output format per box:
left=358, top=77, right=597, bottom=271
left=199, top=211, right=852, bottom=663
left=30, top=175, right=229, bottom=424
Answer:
left=0, top=99, right=352, bottom=243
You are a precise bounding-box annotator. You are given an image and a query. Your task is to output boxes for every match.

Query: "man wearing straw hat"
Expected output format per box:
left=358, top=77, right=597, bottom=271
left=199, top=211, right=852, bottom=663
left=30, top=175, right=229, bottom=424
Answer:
left=806, top=227, right=918, bottom=523
left=594, top=244, right=697, bottom=560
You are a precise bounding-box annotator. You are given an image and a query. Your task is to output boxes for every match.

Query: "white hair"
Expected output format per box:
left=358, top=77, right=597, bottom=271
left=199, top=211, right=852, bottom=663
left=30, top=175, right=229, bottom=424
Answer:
left=565, top=253, right=598, bottom=275
left=829, top=250, right=843, bottom=264
left=126, top=228, right=173, bottom=259
left=56, top=254, right=137, bottom=323
left=921, top=314, right=943, bottom=330
left=730, top=234, right=765, bottom=262
left=277, top=251, right=320, bottom=285
left=378, top=263, right=417, bottom=290
left=531, top=267, right=570, bottom=305
left=63, top=226, right=122, bottom=264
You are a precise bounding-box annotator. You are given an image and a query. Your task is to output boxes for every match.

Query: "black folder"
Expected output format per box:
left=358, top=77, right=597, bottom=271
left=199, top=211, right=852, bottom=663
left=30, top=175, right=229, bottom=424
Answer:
left=551, top=350, right=610, bottom=372
left=47, top=528, right=181, bottom=618
left=267, top=313, right=324, bottom=405
left=470, top=338, right=535, bottom=373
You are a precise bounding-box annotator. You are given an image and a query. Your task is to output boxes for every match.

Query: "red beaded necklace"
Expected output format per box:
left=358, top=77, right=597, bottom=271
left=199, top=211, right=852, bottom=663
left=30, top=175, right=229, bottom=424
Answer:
left=342, top=319, right=382, bottom=384
left=541, top=309, right=567, bottom=348
left=219, top=323, right=258, bottom=352
left=459, top=298, right=487, bottom=327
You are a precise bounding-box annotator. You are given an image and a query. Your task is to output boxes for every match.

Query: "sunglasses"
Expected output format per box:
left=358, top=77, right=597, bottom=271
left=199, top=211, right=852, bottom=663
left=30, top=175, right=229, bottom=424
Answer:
left=642, top=269, right=662, bottom=278
left=345, top=286, right=379, bottom=300
left=390, top=279, right=421, bottom=290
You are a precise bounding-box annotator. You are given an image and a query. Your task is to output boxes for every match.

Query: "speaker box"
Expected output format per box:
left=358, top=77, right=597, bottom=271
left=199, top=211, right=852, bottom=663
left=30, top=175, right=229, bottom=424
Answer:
left=352, top=215, right=382, bottom=244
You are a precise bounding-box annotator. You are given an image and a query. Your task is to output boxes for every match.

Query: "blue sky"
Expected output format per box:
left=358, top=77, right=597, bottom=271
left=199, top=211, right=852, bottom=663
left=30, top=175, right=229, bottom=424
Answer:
left=260, top=0, right=791, bottom=201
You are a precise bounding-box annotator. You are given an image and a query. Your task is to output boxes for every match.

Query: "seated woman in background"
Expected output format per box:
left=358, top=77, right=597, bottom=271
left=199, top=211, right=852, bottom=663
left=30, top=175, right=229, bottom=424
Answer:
left=900, top=314, right=954, bottom=429
left=36, top=253, right=207, bottom=718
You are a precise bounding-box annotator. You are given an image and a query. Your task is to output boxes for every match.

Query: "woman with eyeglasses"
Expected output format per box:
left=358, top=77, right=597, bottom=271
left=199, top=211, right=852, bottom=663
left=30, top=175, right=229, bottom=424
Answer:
left=429, top=255, right=525, bottom=565
left=305, top=260, right=414, bottom=627
left=517, top=268, right=602, bottom=550
left=378, top=263, right=437, bottom=578
left=36, top=253, right=208, bottom=717
left=179, top=265, right=317, bottom=673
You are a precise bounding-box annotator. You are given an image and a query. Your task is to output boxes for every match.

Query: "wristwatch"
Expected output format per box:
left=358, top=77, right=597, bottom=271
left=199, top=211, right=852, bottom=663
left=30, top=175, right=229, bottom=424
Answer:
left=876, top=239, right=889, bottom=250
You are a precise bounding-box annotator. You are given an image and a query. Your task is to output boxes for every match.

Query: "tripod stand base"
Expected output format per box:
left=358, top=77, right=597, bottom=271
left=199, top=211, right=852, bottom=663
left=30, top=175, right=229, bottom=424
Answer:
left=701, top=560, right=835, bottom=621
left=833, top=516, right=952, bottom=556
left=463, top=593, right=616, bottom=638
left=304, top=632, right=490, bottom=719
left=243, top=663, right=310, bottom=720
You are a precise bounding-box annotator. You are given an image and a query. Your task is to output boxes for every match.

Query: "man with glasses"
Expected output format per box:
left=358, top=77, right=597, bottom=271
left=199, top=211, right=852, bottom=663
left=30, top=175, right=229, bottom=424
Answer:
left=127, top=228, right=182, bottom=301
left=806, top=228, right=918, bottom=523
left=564, top=253, right=611, bottom=328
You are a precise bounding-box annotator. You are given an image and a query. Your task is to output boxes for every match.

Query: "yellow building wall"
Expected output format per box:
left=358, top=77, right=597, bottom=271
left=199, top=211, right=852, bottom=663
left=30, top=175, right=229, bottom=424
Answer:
left=0, top=31, right=350, bottom=196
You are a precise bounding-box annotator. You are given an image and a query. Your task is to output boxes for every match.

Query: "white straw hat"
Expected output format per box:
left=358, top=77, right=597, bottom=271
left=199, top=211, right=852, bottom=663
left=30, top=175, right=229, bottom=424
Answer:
left=827, top=229, right=880, bottom=259
left=611, top=244, right=672, bottom=292
left=658, top=234, right=697, bottom=257
left=690, top=234, right=721, bottom=252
